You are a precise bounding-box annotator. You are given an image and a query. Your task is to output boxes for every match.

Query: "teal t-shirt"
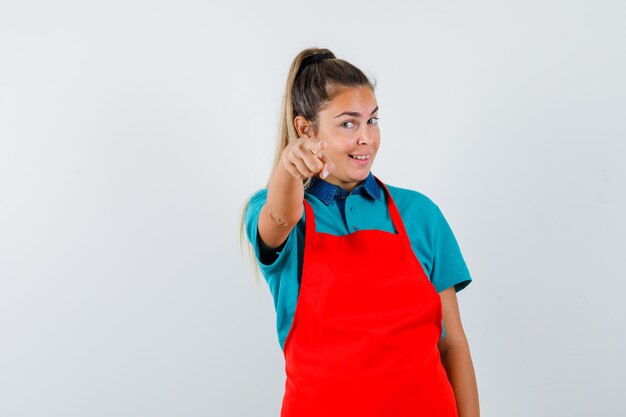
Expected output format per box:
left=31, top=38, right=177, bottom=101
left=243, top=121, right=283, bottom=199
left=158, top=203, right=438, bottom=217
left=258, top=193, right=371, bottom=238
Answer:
left=244, top=172, right=472, bottom=351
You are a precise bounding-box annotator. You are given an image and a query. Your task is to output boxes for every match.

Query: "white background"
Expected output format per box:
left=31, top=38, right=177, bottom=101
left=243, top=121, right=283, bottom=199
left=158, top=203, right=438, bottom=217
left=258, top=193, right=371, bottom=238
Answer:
left=1, top=1, right=624, bottom=416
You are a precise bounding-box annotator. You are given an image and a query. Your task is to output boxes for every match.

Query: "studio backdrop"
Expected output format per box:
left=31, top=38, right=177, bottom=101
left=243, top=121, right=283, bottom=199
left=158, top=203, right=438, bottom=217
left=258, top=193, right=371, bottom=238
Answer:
left=1, top=1, right=624, bottom=416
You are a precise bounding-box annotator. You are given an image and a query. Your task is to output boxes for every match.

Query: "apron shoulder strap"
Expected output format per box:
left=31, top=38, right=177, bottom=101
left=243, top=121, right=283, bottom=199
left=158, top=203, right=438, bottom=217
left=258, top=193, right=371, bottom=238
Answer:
left=302, top=198, right=317, bottom=237
left=373, top=175, right=409, bottom=239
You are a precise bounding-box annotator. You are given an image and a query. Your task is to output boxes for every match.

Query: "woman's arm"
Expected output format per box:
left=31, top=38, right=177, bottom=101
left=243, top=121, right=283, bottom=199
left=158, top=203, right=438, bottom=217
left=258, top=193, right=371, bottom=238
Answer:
left=438, top=286, right=480, bottom=417
left=258, top=138, right=329, bottom=249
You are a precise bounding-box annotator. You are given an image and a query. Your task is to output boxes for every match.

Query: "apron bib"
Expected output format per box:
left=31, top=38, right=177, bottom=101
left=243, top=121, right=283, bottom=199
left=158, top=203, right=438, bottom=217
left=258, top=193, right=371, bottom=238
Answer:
left=280, top=176, right=458, bottom=417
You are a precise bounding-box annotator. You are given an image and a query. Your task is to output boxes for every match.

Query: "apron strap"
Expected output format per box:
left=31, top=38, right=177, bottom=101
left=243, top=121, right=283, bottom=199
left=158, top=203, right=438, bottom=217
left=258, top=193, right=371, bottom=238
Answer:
left=303, top=198, right=317, bottom=237
left=373, top=175, right=409, bottom=239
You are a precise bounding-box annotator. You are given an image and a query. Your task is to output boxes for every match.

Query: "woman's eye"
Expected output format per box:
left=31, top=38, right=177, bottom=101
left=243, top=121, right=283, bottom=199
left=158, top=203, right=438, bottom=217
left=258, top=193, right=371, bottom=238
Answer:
left=341, top=118, right=378, bottom=128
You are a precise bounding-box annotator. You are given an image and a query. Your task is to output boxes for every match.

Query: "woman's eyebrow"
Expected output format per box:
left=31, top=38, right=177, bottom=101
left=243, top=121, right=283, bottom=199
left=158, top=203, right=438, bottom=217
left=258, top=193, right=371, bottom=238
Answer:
left=334, top=106, right=379, bottom=118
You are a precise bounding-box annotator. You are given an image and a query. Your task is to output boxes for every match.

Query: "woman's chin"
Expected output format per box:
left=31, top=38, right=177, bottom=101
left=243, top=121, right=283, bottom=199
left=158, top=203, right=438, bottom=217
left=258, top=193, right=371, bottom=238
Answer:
left=339, top=171, right=370, bottom=185
left=325, top=171, right=369, bottom=189
left=349, top=166, right=372, bottom=179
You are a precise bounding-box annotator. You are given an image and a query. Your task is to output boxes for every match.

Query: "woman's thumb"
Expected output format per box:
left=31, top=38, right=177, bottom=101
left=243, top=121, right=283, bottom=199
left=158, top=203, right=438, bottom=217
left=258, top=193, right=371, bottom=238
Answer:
left=317, top=151, right=334, bottom=179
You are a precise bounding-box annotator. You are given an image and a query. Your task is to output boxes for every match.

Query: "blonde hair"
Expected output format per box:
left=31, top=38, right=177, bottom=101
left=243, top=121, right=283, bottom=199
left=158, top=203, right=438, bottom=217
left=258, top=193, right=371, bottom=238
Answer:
left=239, top=47, right=376, bottom=284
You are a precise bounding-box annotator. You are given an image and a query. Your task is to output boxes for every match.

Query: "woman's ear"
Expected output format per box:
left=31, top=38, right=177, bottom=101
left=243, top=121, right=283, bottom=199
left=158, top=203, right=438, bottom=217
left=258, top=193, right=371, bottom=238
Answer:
left=293, top=115, right=313, bottom=138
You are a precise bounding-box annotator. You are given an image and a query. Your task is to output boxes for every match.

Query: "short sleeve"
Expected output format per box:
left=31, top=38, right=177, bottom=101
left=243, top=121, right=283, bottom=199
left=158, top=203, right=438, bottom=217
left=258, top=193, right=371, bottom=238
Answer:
left=430, top=205, right=472, bottom=294
left=244, top=189, right=297, bottom=273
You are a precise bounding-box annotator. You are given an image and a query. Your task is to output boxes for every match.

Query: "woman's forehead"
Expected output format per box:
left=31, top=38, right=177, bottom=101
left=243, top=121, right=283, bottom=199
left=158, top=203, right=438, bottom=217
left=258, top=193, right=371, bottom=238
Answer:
left=322, top=86, right=378, bottom=115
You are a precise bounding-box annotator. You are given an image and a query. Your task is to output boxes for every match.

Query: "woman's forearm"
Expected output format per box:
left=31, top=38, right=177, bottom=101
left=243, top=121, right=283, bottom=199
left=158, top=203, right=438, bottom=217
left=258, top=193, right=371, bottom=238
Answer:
left=259, top=139, right=326, bottom=249
left=440, top=340, right=480, bottom=417
left=257, top=160, right=303, bottom=249
left=266, top=157, right=304, bottom=227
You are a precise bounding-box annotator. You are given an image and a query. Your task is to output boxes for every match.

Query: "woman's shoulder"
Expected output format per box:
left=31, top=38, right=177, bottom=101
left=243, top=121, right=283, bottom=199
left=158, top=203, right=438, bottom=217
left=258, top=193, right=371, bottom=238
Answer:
left=243, top=188, right=268, bottom=224
left=383, top=182, right=440, bottom=214
left=245, top=188, right=268, bottom=209
left=249, top=187, right=268, bottom=200
left=382, top=181, right=451, bottom=237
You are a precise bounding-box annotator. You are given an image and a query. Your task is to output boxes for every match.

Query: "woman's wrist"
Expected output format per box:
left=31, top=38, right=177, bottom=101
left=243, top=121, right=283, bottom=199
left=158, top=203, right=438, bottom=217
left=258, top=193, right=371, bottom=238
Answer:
left=267, top=158, right=305, bottom=226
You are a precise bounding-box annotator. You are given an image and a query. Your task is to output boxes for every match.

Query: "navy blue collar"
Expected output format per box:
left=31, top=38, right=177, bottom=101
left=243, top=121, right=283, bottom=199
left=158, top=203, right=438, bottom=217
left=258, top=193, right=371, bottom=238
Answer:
left=306, top=171, right=383, bottom=205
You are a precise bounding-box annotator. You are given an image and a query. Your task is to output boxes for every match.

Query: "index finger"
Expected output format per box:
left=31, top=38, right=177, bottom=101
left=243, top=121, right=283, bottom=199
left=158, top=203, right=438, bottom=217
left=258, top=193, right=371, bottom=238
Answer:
left=307, top=139, right=325, bottom=155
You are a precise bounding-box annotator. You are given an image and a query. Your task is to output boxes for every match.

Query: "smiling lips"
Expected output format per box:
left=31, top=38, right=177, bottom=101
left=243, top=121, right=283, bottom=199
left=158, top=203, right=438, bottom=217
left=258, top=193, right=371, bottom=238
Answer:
left=348, top=154, right=371, bottom=166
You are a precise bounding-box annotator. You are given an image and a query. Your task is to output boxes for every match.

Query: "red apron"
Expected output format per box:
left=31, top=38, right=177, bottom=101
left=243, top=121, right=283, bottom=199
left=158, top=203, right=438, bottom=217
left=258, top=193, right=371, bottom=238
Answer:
left=280, top=176, right=458, bottom=417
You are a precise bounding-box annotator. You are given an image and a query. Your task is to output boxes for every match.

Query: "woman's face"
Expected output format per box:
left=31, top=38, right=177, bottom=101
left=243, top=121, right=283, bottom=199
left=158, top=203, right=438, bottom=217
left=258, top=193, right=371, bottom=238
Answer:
left=298, top=85, right=380, bottom=192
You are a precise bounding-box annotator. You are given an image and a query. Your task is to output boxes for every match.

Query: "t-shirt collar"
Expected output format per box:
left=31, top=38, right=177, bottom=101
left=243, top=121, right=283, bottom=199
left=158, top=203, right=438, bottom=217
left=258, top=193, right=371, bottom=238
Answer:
left=306, top=171, right=382, bottom=205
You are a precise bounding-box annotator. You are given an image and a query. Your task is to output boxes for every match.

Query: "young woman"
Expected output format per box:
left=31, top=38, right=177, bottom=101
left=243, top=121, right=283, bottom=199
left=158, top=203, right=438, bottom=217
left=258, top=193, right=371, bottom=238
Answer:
left=240, top=47, right=480, bottom=417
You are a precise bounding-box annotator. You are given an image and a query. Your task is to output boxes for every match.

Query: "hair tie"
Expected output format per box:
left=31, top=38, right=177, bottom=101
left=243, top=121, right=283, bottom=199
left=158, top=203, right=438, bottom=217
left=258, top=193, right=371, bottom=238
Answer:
left=296, top=52, right=333, bottom=78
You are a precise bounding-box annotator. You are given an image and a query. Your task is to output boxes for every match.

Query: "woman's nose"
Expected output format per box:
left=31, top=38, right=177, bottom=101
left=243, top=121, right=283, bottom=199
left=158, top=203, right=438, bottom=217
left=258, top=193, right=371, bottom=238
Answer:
left=357, top=126, right=372, bottom=144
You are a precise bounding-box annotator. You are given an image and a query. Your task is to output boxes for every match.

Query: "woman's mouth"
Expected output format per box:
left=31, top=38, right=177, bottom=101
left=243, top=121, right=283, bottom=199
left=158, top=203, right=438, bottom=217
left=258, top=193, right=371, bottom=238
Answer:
left=349, top=154, right=370, bottom=165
